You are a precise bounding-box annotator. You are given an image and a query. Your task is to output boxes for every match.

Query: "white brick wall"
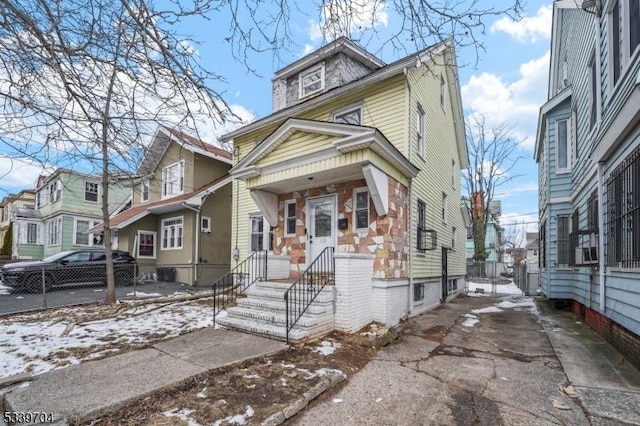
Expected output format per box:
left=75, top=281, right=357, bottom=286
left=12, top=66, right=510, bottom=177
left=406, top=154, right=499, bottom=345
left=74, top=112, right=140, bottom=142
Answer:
left=372, top=279, right=410, bottom=326
left=267, top=254, right=290, bottom=280
left=334, top=253, right=374, bottom=332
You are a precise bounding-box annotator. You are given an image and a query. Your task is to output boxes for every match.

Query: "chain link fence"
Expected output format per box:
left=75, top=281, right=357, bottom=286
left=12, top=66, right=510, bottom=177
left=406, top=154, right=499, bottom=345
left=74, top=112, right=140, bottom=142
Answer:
left=0, top=263, right=227, bottom=316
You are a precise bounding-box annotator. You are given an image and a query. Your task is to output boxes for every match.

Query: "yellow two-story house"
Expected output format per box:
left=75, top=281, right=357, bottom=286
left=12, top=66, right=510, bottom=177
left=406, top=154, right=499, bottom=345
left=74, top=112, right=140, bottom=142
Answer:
left=218, top=37, right=467, bottom=340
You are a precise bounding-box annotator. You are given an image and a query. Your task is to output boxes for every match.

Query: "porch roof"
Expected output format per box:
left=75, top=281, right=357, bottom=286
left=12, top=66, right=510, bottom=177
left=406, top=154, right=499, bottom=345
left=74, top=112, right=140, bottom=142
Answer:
left=230, top=118, right=419, bottom=191
left=90, top=175, right=231, bottom=232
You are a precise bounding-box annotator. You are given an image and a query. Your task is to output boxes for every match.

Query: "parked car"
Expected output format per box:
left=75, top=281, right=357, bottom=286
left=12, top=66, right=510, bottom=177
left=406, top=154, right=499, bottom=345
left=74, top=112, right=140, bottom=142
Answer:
left=0, top=249, right=137, bottom=293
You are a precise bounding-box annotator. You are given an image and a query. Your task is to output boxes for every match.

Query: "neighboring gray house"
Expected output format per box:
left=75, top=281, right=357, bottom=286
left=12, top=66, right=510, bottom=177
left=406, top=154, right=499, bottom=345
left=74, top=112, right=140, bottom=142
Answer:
left=535, top=0, right=640, bottom=368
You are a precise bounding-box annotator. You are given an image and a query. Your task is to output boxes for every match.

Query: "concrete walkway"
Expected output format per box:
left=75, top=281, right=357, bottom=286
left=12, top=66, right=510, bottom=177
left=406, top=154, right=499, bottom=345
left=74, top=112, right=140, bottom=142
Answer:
left=2, top=329, right=285, bottom=425
left=294, top=295, right=640, bottom=425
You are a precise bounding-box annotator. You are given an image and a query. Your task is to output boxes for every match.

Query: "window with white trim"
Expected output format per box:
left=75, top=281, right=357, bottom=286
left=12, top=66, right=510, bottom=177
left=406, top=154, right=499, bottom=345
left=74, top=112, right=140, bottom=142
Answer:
left=137, top=230, right=156, bottom=258
left=442, top=193, right=448, bottom=223
left=413, top=282, right=425, bottom=302
left=557, top=215, right=570, bottom=267
left=201, top=216, right=211, bottom=233
left=353, top=189, right=369, bottom=231
left=85, top=181, right=99, bottom=202
left=609, top=0, right=640, bottom=88
left=74, top=218, right=101, bottom=246
left=249, top=215, right=272, bottom=252
left=588, top=50, right=598, bottom=130
left=162, top=161, right=184, bottom=198
left=162, top=216, right=183, bottom=249
left=556, top=119, right=570, bottom=173
left=284, top=201, right=296, bottom=236
left=333, top=105, right=362, bottom=125
left=417, top=103, right=425, bottom=157
left=19, top=222, right=40, bottom=245
left=49, top=180, right=61, bottom=203
left=48, top=218, right=62, bottom=246
left=141, top=179, right=149, bottom=202
left=299, top=64, right=325, bottom=98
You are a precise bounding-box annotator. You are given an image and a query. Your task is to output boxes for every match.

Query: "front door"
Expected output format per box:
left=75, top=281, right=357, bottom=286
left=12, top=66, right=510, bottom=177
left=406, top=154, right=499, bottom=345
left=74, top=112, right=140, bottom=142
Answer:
left=307, top=195, right=335, bottom=264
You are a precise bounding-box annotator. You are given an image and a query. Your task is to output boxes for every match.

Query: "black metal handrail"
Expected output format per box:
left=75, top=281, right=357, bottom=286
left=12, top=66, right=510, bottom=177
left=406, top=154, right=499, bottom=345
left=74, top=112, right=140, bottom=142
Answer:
left=212, top=251, right=267, bottom=325
left=284, top=247, right=335, bottom=343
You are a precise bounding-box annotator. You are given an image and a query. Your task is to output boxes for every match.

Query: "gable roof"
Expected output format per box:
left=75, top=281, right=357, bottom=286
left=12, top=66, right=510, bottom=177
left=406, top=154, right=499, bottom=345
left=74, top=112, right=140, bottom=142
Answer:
left=138, top=126, right=232, bottom=176
left=219, top=39, right=454, bottom=143
left=91, top=174, right=232, bottom=231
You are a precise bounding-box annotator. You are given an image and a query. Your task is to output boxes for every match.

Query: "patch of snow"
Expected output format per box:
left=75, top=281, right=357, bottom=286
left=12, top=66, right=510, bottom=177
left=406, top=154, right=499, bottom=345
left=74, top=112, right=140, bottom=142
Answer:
left=0, top=283, right=12, bottom=295
left=0, top=300, right=214, bottom=378
left=297, top=367, right=344, bottom=380
left=461, top=314, right=480, bottom=328
left=16, top=296, right=24, bottom=299
left=196, top=387, right=207, bottom=398
left=471, top=306, right=504, bottom=314
left=467, top=281, right=523, bottom=295
left=333, top=398, right=343, bottom=403
left=214, top=406, right=254, bottom=426
left=163, top=408, right=202, bottom=426
left=93, top=289, right=104, bottom=292
left=495, top=299, right=535, bottom=309
left=243, top=374, right=260, bottom=379
left=280, top=363, right=296, bottom=369
left=125, top=291, right=162, bottom=298
left=312, top=340, right=341, bottom=356
left=466, top=292, right=490, bottom=297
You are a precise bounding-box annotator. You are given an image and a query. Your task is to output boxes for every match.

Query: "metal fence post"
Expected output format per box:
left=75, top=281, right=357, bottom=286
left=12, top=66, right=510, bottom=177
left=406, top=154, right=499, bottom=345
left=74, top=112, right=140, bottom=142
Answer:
left=41, top=267, right=47, bottom=308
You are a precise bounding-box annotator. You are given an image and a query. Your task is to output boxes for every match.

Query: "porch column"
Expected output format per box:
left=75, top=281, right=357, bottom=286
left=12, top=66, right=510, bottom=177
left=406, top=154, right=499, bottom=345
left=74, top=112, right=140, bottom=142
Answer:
left=334, top=252, right=374, bottom=332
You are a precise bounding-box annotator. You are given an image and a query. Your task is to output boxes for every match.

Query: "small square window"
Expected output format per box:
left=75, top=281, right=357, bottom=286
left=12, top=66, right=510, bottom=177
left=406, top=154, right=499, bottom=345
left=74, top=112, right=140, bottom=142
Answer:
left=333, top=106, right=362, bottom=125
left=414, top=282, right=425, bottom=302
left=201, top=216, right=211, bottom=233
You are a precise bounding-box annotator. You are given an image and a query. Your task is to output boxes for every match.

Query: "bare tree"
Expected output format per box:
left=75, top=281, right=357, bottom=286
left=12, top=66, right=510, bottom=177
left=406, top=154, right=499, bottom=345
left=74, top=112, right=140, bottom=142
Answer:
left=0, top=0, right=235, bottom=303
left=0, top=0, right=523, bottom=304
left=463, top=114, right=524, bottom=261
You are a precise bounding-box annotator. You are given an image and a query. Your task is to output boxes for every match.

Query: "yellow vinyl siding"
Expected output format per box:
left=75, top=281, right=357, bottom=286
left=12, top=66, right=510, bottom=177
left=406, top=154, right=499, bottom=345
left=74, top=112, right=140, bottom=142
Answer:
left=231, top=178, right=255, bottom=257
left=408, top=56, right=466, bottom=278
left=256, top=132, right=336, bottom=168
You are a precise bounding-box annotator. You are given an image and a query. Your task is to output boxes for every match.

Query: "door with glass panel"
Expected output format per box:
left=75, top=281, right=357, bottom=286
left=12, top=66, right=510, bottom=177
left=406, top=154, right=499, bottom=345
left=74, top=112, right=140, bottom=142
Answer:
left=306, top=196, right=335, bottom=264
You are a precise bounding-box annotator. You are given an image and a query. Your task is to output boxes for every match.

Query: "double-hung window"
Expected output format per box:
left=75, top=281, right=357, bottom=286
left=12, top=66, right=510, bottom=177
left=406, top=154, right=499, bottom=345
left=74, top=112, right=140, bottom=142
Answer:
left=417, top=103, right=425, bottom=158
left=20, top=222, right=40, bottom=245
left=85, top=181, right=99, bottom=202
left=353, top=189, right=369, bottom=231
left=138, top=230, right=156, bottom=258
left=141, top=179, right=149, bottom=202
left=284, top=201, right=296, bottom=236
left=162, top=217, right=183, bottom=249
left=162, top=161, right=184, bottom=198
left=299, top=64, right=324, bottom=98
left=48, top=218, right=62, bottom=246
left=249, top=215, right=272, bottom=252
left=74, top=218, right=101, bottom=246
left=556, top=215, right=570, bottom=267
left=556, top=119, right=570, bottom=173
left=609, top=0, right=640, bottom=87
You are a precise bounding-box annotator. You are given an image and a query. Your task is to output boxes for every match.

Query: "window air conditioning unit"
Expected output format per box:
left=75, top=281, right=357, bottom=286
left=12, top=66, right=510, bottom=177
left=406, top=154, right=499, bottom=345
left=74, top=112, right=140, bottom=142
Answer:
left=575, top=247, right=598, bottom=265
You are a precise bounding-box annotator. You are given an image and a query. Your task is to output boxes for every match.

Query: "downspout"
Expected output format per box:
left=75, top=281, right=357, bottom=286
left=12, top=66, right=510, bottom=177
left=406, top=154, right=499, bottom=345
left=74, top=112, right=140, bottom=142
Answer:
left=182, top=202, right=201, bottom=284
left=597, top=162, right=605, bottom=312
left=404, top=65, right=414, bottom=318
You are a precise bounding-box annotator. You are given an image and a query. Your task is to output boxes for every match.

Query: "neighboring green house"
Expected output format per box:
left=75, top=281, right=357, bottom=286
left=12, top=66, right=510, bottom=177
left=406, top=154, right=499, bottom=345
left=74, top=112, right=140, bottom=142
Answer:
left=94, top=126, right=233, bottom=286
left=217, top=37, right=468, bottom=340
left=13, top=169, right=135, bottom=259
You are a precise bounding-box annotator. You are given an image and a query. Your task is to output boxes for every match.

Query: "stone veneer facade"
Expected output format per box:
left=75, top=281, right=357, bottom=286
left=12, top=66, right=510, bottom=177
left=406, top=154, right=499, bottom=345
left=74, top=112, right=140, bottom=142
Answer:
left=273, top=177, right=409, bottom=280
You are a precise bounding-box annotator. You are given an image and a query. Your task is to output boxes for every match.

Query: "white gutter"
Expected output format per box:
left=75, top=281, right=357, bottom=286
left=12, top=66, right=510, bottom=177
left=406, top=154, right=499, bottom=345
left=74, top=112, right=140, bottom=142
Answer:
left=597, top=163, right=605, bottom=312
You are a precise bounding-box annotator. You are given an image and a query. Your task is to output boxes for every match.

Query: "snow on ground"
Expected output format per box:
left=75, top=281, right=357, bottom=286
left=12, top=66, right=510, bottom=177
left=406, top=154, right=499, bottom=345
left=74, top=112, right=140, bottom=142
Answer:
left=0, top=282, right=13, bottom=295
left=312, top=340, right=341, bottom=356
left=472, top=306, right=504, bottom=314
left=125, top=291, right=163, bottom=298
left=0, top=299, right=214, bottom=379
left=461, top=314, right=480, bottom=327
left=213, top=405, right=254, bottom=426
left=163, top=408, right=202, bottom=426
left=467, top=280, right=523, bottom=295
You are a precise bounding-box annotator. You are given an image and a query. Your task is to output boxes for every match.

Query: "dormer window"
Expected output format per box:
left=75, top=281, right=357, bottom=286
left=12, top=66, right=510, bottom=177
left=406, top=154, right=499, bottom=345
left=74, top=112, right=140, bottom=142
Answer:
left=299, top=64, right=325, bottom=98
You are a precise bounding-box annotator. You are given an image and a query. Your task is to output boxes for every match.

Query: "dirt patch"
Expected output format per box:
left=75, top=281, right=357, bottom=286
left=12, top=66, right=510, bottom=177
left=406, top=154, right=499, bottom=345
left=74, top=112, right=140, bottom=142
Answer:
left=90, top=332, right=377, bottom=426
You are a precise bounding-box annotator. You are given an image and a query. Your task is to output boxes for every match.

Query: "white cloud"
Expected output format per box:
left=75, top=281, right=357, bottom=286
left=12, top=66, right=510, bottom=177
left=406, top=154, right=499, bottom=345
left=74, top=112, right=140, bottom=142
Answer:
left=491, top=5, right=552, bottom=43
left=494, top=182, right=539, bottom=201
left=0, top=156, right=48, bottom=194
left=461, top=51, right=550, bottom=149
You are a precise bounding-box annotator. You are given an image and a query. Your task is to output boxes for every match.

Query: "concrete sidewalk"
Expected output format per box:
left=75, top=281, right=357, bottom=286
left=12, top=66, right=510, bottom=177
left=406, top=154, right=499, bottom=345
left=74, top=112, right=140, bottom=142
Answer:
left=2, top=329, right=285, bottom=425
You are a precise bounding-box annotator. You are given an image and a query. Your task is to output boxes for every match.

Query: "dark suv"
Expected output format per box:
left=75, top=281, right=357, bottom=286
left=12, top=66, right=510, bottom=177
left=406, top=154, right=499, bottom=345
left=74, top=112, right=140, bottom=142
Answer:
left=0, top=249, right=137, bottom=293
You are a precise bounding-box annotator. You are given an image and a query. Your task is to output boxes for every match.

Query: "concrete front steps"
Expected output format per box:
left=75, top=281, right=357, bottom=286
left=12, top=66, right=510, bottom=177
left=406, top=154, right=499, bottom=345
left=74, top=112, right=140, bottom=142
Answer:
left=216, top=280, right=335, bottom=342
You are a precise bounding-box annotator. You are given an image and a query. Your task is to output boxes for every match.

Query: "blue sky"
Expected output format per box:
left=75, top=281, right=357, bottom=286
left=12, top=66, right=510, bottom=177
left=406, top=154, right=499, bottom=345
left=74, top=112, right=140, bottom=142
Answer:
left=1, top=1, right=553, bottom=239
